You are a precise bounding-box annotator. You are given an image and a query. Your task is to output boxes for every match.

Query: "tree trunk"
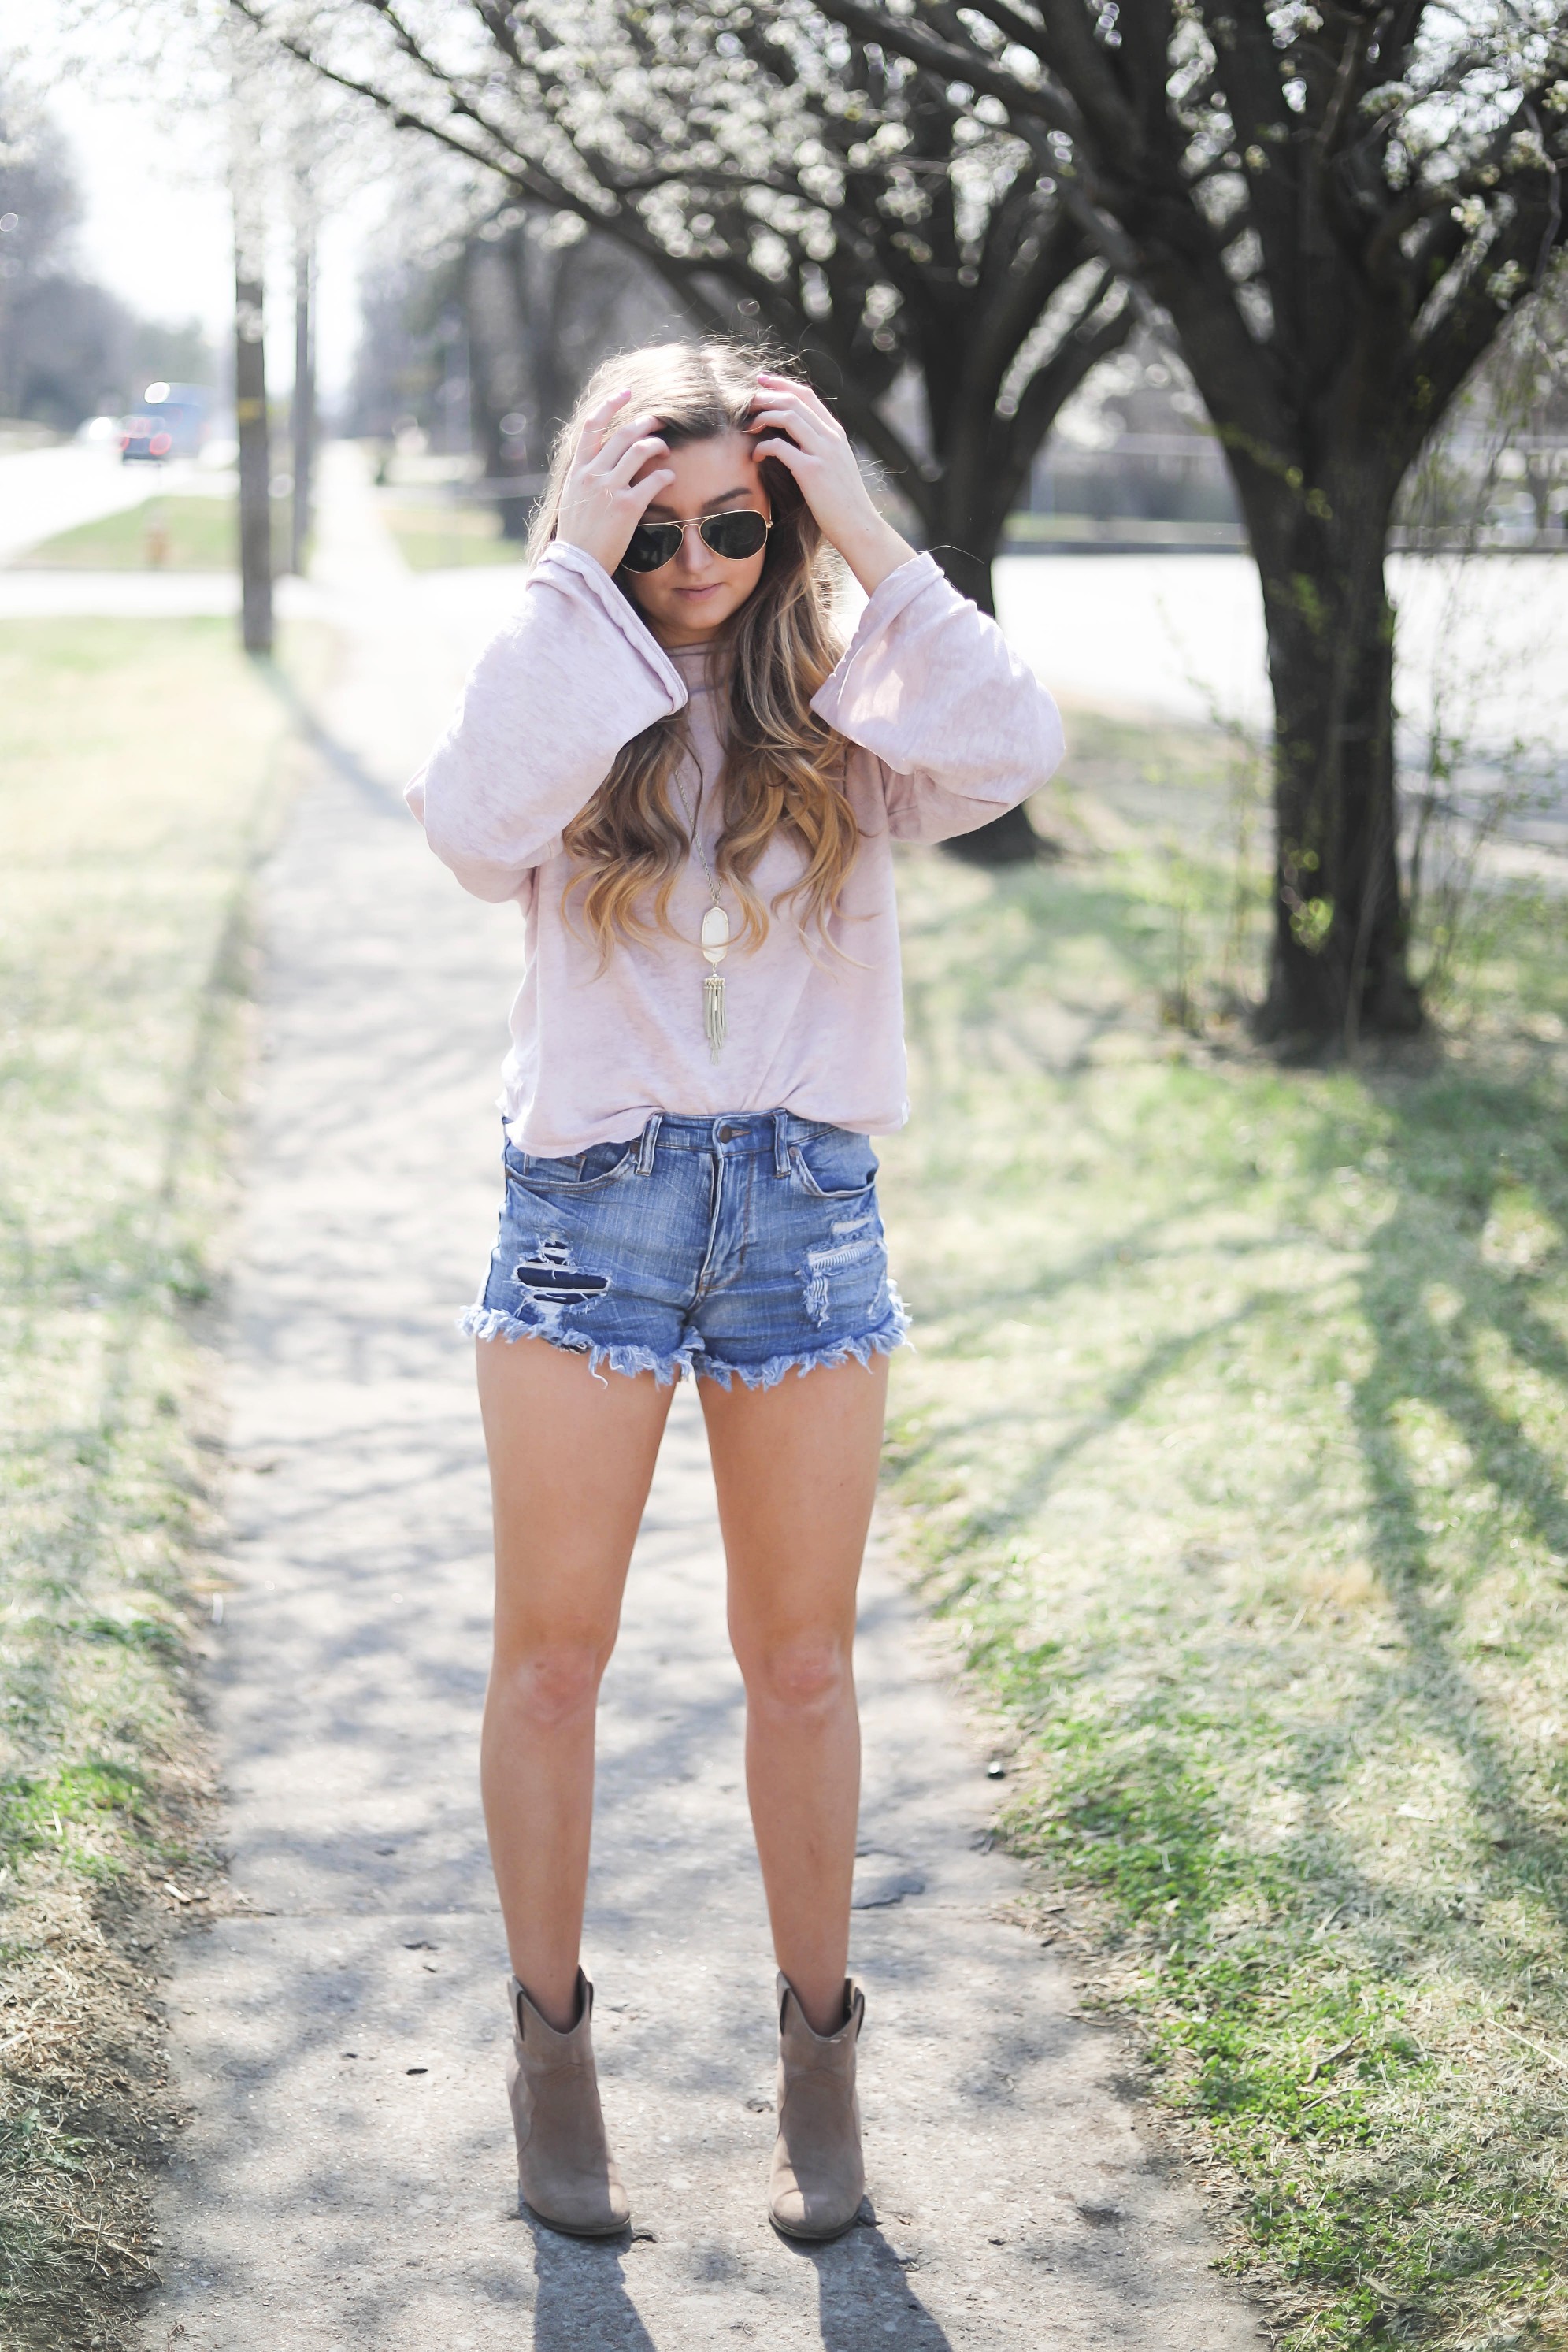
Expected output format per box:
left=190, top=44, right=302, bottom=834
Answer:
left=233, top=264, right=272, bottom=658
left=932, top=533, right=997, bottom=614
left=288, top=217, right=314, bottom=577
left=1247, top=483, right=1422, bottom=1047
left=928, top=521, right=1043, bottom=867
left=465, top=238, right=536, bottom=543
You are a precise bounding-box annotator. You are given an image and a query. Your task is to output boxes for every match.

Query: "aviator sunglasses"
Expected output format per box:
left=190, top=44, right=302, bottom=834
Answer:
left=621, top=508, right=773, bottom=573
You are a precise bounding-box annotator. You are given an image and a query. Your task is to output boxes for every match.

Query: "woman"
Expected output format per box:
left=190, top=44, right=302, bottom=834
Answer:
left=408, top=340, right=1062, bottom=2243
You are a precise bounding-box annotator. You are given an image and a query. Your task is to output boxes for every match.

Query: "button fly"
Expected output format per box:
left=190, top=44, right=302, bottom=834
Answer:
left=716, top=1123, right=739, bottom=1141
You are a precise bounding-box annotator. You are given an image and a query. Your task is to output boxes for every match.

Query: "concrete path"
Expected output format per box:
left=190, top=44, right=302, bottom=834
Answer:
left=138, top=451, right=1262, bottom=2351
left=0, top=572, right=331, bottom=619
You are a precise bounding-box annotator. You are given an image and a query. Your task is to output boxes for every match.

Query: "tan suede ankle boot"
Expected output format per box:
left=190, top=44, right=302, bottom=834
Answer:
left=506, top=1968, right=629, bottom=2236
left=767, top=1972, right=866, bottom=2241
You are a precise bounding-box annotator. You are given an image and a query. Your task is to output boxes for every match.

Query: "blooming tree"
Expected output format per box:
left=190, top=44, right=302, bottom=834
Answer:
left=802, top=0, right=1568, bottom=1033
left=231, top=0, right=1137, bottom=858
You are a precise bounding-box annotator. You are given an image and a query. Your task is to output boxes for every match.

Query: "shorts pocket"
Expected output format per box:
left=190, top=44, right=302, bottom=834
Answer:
left=788, top=1130, right=879, bottom=1202
left=504, top=1139, right=637, bottom=1192
left=802, top=1220, right=888, bottom=1327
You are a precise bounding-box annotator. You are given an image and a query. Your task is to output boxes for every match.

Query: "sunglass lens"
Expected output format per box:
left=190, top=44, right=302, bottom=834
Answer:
left=701, top=511, right=769, bottom=560
left=621, top=523, right=683, bottom=572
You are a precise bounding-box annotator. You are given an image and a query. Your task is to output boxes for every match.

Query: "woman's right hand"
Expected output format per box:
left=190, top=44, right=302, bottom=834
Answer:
left=553, top=391, right=674, bottom=574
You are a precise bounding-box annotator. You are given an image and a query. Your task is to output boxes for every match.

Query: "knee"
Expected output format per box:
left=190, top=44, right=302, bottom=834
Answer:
left=491, top=1638, right=610, bottom=1730
left=740, top=1630, right=853, bottom=1722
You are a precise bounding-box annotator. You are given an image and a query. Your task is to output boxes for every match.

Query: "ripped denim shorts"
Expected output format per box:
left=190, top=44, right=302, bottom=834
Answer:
left=462, top=1110, right=911, bottom=1389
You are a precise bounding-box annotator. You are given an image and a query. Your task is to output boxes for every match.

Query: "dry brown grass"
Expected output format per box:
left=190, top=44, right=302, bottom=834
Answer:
left=0, top=619, right=310, bottom=2347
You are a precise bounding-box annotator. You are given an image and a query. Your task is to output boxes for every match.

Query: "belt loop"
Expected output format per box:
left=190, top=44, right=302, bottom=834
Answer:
left=636, top=1113, right=662, bottom=1174
left=772, top=1110, right=790, bottom=1178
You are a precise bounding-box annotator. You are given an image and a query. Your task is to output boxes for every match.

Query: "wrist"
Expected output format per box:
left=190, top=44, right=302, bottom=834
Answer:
left=835, top=514, right=917, bottom=597
left=556, top=528, right=619, bottom=573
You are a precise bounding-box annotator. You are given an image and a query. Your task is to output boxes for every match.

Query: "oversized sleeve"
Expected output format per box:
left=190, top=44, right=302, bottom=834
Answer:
left=810, top=553, right=1065, bottom=844
left=406, top=542, right=687, bottom=901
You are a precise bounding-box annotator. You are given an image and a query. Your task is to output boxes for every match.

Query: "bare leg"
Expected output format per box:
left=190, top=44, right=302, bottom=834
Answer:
left=477, top=1338, right=673, bottom=2031
left=700, top=1354, right=888, bottom=2037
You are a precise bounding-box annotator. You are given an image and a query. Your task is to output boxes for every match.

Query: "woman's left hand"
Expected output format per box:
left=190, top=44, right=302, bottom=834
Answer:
left=749, top=373, right=917, bottom=595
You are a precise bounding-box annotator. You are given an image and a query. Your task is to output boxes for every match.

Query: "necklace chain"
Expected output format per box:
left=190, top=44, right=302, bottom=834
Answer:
left=671, top=770, right=724, bottom=913
left=671, top=765, right=729, bottom=1063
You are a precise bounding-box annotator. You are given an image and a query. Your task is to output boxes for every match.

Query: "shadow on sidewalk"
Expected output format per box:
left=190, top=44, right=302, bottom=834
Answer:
left=525, top=2209, right=956, bottom=2350
left=528, top=2220, right=659, bottom=2350
left=795, top=2216, right=957, bottom=2350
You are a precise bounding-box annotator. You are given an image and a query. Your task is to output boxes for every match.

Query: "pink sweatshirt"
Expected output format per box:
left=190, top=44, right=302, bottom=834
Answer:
left=407, top=544, right=1064, bottom=1153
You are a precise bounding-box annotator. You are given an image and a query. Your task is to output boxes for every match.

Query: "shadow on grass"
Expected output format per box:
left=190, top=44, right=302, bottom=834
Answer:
left=888, top=844, right=1568, bottom=2335
left=1350, top=1067, right=1568, bottom=1931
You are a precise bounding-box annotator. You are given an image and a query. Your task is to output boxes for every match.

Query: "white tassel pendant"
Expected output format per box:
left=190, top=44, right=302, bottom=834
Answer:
left=701, top=904, right=730, bottom=1063
left=704, top=970, right=727, bottom=1060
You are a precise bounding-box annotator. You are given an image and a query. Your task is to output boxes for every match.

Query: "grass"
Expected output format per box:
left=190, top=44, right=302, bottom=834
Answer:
left=19, top=495, right=237, bottom=572
left=15, top=495, right=299, bottom=575
left=19, top=488, right=528, bottom=575
left=376, top=497, right=525, bottom=570
left=0, top=619, right=307, bottom=2344
left=880, top=713, right=1568, bottom=2348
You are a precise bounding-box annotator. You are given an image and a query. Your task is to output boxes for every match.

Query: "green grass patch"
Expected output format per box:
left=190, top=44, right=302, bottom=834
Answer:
left=378, top=497, right=525, bottom=570
left=19, top=493, right=238, bottom=571
left=15, top=493, right=299, bottom=574
left=0, top=618, right=306, bottom=2342
left=881, top=728, right=1568, bottom=2348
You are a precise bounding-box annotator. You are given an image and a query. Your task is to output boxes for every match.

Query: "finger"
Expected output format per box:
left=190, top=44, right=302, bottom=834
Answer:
left=757, top=372, right=839, bottom=428
left=750, top=395, right=838, bottom=449
left=749, top=380, right=814, bottom=413
left=573, top=388, right=632, bottom=455
left=591, top=413, right=662, bottom=469
left=606, top=434, right=670, bottom=485
left=748, top=416, right=828, bottom=462
left=578, top=404, right=655, bottom=472
left=629, top=466, right=677, bottom=510
left=751, top=436, right=805, bottom=469
left=747, top=405, right=825, bottom=439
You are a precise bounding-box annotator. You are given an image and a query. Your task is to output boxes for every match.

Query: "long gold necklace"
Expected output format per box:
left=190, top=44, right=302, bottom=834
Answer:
left=670, top=766, right=729, bottom=1061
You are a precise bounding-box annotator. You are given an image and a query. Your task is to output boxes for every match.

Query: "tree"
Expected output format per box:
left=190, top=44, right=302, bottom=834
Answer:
left=0, top=72, right=213, bottom=428
left=1396, top=262, right=1568, bottom=541
left=794, top=0, right=1568, bottom=1036
left=288, top=167, right=317, bottom=575
left=1, top=274, right=135, bottom=428
left=347, top=203, right=684, bottom=534
left=465, top=209, right=689, bottom=536
left=231, top=0, right=1136, bottom=859
left=228, top=29, right=276, bottom=655
left=0, top=69, right=78, bottom=294
left=221, top=24, right=363, bottom=636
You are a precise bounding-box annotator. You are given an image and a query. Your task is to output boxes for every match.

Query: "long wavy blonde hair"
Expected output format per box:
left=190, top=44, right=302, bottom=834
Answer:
left=528, top=340, right=857, bottom=958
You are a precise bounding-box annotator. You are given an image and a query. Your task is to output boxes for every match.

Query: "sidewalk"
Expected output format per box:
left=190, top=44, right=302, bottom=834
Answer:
left=137, top=451, right=1262, bottom=2350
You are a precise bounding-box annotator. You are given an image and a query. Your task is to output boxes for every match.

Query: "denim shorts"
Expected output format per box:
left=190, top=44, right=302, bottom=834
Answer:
left=462, top=1110, right=910, bottom=1389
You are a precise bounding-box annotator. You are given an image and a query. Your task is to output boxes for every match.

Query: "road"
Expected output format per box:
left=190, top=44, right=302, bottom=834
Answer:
left=7, top=440, right=1566, bottom=759
left=0, top=439, right=209, bottom=563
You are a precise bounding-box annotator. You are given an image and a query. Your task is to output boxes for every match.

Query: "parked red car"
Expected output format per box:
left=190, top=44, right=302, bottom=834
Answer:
left=120, top=417, right=173, bottom=462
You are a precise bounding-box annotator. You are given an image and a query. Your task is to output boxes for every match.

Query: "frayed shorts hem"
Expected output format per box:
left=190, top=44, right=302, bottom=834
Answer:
left=459, top=1289, right=913, bottom=1391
